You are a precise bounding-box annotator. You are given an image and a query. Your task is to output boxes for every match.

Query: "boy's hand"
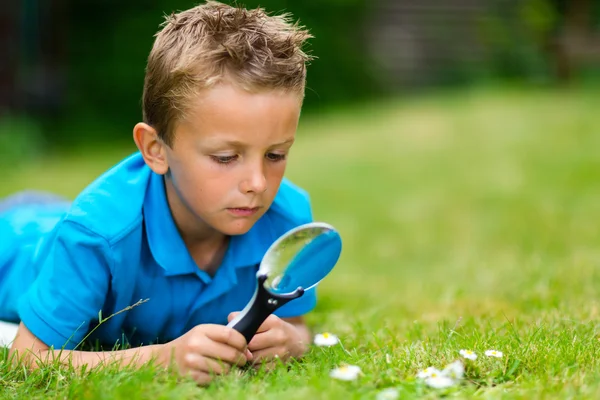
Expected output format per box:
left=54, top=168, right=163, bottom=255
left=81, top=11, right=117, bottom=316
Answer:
left=227, top=313, right=308, bottom=368
left=160, top=324, right=252, bottom=385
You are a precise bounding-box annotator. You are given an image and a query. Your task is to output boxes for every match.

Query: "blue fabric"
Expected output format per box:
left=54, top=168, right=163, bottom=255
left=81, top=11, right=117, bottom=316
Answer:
left=0, top=191, right=69, bottom=214
left=0, top=152, right=315, bottom=350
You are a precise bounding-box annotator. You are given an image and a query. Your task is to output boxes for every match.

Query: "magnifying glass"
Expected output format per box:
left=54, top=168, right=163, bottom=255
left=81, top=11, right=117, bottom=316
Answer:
left=227, top=221, right=342, bottom=343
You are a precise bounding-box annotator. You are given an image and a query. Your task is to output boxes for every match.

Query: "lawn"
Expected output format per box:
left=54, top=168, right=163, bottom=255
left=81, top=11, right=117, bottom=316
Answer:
left=2, top=86, right=600, bottom=399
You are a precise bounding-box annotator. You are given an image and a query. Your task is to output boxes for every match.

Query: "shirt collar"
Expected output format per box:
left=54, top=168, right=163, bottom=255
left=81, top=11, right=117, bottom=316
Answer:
left=143, top=171, right=274, bottom=278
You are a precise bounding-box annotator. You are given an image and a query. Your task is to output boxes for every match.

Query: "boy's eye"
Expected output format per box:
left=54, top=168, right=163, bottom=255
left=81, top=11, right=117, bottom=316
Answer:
left=211, top=155, right=238, bottom=164
left=266, top=153, right=286, bottom=162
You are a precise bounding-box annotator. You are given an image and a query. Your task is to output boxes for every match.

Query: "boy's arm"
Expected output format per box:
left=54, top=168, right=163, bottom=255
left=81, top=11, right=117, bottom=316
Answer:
left=10, top=322, right=250, bottom=386
left=10, top=323, right=164, bottom=369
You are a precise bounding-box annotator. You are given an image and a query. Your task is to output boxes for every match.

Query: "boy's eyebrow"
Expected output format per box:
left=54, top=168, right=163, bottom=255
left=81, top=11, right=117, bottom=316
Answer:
left=271, top=138, right=295, bottom=146
left=213, top=138, right=295, bottom=147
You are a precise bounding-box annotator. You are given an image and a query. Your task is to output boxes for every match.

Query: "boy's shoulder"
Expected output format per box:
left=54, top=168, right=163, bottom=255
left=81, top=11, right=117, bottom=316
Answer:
left=63, top=152, right=151, bottom=241
left=266, top=178, right=313, bottom=232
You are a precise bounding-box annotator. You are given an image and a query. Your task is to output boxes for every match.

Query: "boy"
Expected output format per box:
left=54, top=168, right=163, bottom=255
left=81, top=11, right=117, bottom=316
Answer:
left=1, top=1, right=316, bottom=385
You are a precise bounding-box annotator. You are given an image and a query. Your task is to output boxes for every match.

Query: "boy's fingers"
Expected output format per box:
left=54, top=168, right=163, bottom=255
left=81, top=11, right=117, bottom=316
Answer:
left=198, top=341, right=249, bottom=367
left=185, top=352, right=231, bottom=375
left=250, top=319, right=288, bottom=350
left=227, top=312, right=240, bottom=323
left=250, top=347, right=289, bottom=364
left=202, top=325, right=248, bottom=350
left=248, top=331, right=270, bottom=351
left=255, top=315, right=279, bottom=333
left=248, top=327, right=288, bottom=352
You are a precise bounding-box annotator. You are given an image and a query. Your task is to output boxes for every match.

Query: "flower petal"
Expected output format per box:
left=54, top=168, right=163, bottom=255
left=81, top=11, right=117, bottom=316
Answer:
left=314, top=332, right=340, bottom=347
left=425, top=375, right=457, bottom=389
left=417, top=367, right=441, bottom=379
left=330, top=365, right=361, bottom=381
left=459, top=349, right=478, bottom=360
left=442, top=360, right=464, bottom=381
left=484, top=350, right=503, bottom=358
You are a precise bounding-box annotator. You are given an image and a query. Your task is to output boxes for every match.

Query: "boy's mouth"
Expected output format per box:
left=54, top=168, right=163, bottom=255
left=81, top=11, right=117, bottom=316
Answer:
left=226, top=207, right=260, bottom=217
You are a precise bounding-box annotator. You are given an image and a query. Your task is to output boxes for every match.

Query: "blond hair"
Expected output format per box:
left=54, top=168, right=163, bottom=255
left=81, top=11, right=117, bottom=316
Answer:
left=142, top=1, right=313, bottom=146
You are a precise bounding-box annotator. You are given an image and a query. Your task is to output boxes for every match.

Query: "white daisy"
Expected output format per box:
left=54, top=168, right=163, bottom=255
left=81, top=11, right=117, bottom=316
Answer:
left=484, top=349, right=503, bottom=358
left=314, top=332, right=340, bottom=347
left=424, top=375, right=457, bottom=389
left=329, top=365, right=361, bottom=381
left=442, top=360, right=464, bottom=381
left=459, top=349, right=477, bottom=360
left=416, top=367, right=441, bottom=379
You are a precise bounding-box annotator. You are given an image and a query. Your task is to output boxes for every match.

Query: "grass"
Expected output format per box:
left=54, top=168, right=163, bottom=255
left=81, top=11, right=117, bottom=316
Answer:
left=2, top=85, right=600, bottom=398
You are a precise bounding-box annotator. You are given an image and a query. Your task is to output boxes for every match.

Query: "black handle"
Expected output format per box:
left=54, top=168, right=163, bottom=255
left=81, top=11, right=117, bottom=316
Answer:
left=231, top=275, right=304, bottom=343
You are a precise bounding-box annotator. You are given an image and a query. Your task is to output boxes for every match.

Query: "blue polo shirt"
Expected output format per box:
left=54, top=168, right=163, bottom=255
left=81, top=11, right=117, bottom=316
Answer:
left=0, top=152, right=316, bottom=350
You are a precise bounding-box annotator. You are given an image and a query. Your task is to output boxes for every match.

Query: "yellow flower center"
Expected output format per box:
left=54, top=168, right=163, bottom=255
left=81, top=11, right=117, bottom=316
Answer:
left=339, top=366, right=348, bottom=372
left=323, top=333, right=330, bottom=338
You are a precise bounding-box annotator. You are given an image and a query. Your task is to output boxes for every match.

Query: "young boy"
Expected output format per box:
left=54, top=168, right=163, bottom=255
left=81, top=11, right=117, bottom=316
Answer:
left=1, top=1, right=316, bottom=385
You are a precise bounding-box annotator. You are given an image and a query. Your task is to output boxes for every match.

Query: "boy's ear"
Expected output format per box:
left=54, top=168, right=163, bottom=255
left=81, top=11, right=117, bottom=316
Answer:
left=133, top=123, right=169, bottom=175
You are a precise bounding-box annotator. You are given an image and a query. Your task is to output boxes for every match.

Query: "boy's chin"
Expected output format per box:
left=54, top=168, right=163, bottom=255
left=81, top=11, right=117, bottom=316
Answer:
left=218, top=220, right=256, bottom=236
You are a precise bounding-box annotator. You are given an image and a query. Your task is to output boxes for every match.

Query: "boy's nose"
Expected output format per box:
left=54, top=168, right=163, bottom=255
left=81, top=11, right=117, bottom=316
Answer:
left=239, top=165, right=267, bottom=194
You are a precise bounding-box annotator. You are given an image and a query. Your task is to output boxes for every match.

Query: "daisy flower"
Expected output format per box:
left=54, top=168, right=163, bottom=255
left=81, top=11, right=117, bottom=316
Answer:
left=459, top=349, right=477, bottom=360
left=416, top=367, right=441, bottom=379
left=442, top=360, right=464, bottom=381
left=425, top=375, right=456, bottom=389
left=484, top=349, right=503, bottom=358
left=314, top=332, right=340, bottom=347
left=329, top=365, right=361, bottom=381
left=417, top=361, right=462, bottom=389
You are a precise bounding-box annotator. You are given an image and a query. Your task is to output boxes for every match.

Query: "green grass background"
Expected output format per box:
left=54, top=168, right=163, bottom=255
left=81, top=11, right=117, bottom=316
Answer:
left=2, top=86, right=600, bottom=398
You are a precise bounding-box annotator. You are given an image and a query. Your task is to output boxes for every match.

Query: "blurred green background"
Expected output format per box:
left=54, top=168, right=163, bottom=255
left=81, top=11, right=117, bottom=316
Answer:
left=1, top=0, right=599, bottom=163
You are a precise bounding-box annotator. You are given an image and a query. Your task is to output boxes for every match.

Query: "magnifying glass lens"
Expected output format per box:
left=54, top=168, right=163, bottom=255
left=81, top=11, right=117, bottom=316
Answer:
left=227, top=222, right=342, bottom=343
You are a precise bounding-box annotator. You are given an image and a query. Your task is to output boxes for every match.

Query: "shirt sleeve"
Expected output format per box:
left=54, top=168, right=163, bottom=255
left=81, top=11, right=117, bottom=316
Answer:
left=18, top=220, right=112, bottom=350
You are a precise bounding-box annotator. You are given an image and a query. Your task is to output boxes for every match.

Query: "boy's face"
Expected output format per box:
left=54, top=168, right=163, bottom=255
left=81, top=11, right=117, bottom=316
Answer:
left=163, top=83, right=302, bottom=237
